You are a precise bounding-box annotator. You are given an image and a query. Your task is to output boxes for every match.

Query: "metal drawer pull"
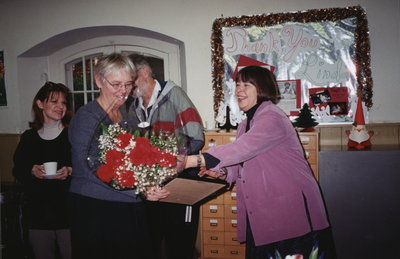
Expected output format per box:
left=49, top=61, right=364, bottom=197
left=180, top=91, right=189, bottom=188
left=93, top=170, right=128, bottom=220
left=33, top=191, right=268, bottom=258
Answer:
left=211, top=250, right=219, bottom=254
left=209, top=205, right=218, bottom=213
left=208, top=138, right=217, bottom=147
left=300, top=136, right=310, bottom=143
left=231, top=219, right=237, bottom=227
left=231, top=206, right=237, bottom=214
left=211, top=236, right=218, bottom=240
left=230, top=250, right=239, bottom=255
left=210, top=219, right=219, bottom=227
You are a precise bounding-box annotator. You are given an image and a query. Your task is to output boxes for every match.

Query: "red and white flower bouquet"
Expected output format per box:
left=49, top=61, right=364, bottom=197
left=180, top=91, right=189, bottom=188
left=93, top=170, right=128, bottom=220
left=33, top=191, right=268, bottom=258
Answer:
left=97, top=123, right=179, bottom=194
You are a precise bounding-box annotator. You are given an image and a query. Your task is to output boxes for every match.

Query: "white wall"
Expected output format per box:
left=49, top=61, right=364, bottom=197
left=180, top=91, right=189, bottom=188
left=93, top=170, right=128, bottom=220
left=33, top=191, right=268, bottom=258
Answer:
left=0, top=0, right=399, bottom=133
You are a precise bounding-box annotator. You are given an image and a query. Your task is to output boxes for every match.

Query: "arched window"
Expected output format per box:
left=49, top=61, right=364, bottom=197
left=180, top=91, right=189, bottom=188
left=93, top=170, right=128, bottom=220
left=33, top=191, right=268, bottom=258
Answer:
left=62, top=47, right=169, bottom=111
left=18, top=26, right=184, bottom=126
left=64, top=50, right=166, bottom=111
left=49, top=36, right=183, bottom=112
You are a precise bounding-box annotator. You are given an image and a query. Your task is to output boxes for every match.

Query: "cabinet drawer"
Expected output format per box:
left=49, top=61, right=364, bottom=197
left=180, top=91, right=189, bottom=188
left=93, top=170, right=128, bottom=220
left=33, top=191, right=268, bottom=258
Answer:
left=204, top=135, right=224, bottom=151
left=203, top=245, right=225, bottom=258
left=304, top=150, right=317, bottom=164
left=299, top=134, right=317, bottom=150
left=224, top=231, right=242, bottom=246
left=223, top=190, right=237, bottom=204
left=224, top=218, right=238, bottom=232
left=202, top=204, right=224, bottom=218
left=222, top=135, right=236, bottom=144
left=204, top=193, right=224, bottom=205
left=203, top=218, right=224, bottom=231
left=224, top=204, right=238, bottom=218
left=225, top=245, right=245, bottom=258
left=203, top=231, right=224, bottom=245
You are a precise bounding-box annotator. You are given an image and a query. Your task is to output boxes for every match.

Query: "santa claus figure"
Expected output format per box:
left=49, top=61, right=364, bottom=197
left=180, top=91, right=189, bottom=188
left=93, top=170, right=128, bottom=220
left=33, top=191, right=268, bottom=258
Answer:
left=346, top=95, right=374, bottom=150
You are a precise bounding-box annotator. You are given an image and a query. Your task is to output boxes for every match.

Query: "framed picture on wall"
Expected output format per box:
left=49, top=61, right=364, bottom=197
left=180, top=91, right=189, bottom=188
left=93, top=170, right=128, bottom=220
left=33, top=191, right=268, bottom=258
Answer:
left=276, top=79, right=301, bottom=116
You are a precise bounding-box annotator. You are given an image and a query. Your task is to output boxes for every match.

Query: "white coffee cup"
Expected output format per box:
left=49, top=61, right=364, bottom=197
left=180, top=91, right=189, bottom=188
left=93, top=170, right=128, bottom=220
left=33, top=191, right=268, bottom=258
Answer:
left=43, top=162, right=58, bottom=175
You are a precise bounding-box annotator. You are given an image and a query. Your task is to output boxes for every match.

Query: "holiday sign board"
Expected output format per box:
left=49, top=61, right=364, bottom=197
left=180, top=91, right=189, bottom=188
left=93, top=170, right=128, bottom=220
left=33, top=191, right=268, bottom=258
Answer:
left=211, top=6, right=373, bottom=124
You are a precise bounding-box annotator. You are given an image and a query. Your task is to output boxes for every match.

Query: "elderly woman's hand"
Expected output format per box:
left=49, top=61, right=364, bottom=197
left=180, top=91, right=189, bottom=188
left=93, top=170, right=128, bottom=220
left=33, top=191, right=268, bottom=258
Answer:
left=146, top=186, right=170, bottom=201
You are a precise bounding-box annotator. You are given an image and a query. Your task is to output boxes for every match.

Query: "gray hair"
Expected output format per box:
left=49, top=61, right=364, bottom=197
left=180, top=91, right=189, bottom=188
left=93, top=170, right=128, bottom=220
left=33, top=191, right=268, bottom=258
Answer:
left=94, top=53, right=136, bottom=80
left=129, top=54, right=153, bottom=77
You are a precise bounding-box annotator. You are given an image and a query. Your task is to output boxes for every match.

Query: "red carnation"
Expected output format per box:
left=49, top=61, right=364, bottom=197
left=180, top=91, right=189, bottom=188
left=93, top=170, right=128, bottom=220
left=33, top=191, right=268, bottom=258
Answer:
left=115, top=132, right=133, bottom=149
left=136, top=136, right=151, bottom=147
left=130, top=137, right=155, bottom=166
left=149, top=146, right=163, bottom=164
left=159, top=152, right=177, bottom=167
left=97, top=163, right=115, bottom=182
left=118, top=169, right=137, bottom=188
left=105, top=149, right=125, bottom=165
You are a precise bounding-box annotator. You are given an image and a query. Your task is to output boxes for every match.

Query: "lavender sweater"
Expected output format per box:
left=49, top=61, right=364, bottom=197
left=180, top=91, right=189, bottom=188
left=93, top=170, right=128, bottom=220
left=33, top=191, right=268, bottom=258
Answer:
left=206, top=101, right=329, bottom=246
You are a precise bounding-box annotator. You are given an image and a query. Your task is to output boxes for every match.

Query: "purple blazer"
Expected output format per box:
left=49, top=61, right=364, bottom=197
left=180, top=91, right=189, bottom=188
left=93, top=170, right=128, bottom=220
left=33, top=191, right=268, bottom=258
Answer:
left=206, top=101, right=329, bottom=246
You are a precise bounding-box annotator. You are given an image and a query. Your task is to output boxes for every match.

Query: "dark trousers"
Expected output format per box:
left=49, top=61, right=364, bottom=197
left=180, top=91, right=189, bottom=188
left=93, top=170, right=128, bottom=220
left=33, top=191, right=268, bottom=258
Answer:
left=145, top=201, right=200, bottom=259
left=69, top=193, right=154, bottom=259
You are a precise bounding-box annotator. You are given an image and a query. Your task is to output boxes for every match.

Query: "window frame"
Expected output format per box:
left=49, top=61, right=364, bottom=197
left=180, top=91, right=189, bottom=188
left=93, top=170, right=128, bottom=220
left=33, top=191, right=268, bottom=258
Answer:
left=48, top=35, right=183, bottom=111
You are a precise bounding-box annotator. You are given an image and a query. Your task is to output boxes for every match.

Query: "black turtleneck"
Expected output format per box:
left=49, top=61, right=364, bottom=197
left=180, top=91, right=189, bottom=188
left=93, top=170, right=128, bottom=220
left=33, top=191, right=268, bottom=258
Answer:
left=244, top=102, right=263, bottom=132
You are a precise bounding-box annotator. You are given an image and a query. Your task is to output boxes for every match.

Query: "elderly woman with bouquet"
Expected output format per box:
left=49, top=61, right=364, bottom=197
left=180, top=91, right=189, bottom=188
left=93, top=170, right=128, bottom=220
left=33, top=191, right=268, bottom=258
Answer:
left=68, top=53, right=168, bottom=259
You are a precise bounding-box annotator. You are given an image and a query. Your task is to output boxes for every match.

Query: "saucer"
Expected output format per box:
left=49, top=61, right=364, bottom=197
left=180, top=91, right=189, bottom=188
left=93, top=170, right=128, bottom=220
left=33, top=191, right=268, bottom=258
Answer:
left=43, top=172, right=62, bottom=179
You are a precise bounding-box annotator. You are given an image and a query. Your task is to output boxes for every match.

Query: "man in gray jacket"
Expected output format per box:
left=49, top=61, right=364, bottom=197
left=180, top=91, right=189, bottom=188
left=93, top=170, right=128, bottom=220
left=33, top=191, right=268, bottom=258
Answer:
left=128, top=54, right=204, bottom=259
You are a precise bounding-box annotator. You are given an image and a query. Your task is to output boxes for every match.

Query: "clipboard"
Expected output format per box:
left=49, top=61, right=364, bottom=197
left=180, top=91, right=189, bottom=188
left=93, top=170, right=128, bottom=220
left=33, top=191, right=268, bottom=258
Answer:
left=159, top=178, right=227, bottom=205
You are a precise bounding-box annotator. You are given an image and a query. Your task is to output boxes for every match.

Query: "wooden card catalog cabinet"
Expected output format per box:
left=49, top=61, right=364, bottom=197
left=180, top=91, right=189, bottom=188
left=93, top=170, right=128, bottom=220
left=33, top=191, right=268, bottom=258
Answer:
left=199, top=131, right=319, bottom=259
left=298, top=132, right=319, bottom=180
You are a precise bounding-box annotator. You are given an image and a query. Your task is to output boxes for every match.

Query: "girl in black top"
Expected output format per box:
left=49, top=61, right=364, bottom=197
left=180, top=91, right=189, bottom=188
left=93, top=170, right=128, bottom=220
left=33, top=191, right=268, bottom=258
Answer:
left=13, top=82, right=73, bottom=259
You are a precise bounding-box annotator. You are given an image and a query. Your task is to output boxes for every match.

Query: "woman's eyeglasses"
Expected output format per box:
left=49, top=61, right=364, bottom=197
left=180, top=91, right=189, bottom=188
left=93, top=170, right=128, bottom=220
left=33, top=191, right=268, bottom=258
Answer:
left=103, top=77, right=133, bottom=90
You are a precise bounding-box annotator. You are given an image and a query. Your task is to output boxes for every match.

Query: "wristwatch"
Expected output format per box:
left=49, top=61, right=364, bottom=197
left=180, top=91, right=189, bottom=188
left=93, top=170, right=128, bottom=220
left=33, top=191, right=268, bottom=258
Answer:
left=196, top=154, right=202, bottom=167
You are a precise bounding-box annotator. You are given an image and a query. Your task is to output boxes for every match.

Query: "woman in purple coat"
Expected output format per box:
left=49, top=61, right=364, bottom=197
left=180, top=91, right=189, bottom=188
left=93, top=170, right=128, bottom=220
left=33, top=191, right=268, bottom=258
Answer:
left=185, top=66, right=334, bottom=259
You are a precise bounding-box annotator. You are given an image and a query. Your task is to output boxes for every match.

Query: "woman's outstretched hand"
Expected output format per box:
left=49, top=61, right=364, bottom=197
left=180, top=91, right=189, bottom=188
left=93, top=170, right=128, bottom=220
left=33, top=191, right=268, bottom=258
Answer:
left=198, top=167, right=227, bottom=180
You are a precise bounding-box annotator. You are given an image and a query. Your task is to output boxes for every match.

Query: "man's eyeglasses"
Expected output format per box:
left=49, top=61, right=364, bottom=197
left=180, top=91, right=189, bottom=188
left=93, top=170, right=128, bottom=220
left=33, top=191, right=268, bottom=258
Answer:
left=103, top=77, right=134, bottom=90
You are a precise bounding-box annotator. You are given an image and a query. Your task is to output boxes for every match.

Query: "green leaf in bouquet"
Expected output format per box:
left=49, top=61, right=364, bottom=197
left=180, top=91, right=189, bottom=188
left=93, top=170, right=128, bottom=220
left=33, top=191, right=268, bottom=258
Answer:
left=133, top=129, right=141, bottom=138
left=101, top=123, right=109, bottom=135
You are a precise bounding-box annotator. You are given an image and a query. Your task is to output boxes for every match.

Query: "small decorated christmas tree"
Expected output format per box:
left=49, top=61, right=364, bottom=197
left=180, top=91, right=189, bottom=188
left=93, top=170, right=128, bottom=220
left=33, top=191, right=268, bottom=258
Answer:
left=293, top=103, right=318, bottom=131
